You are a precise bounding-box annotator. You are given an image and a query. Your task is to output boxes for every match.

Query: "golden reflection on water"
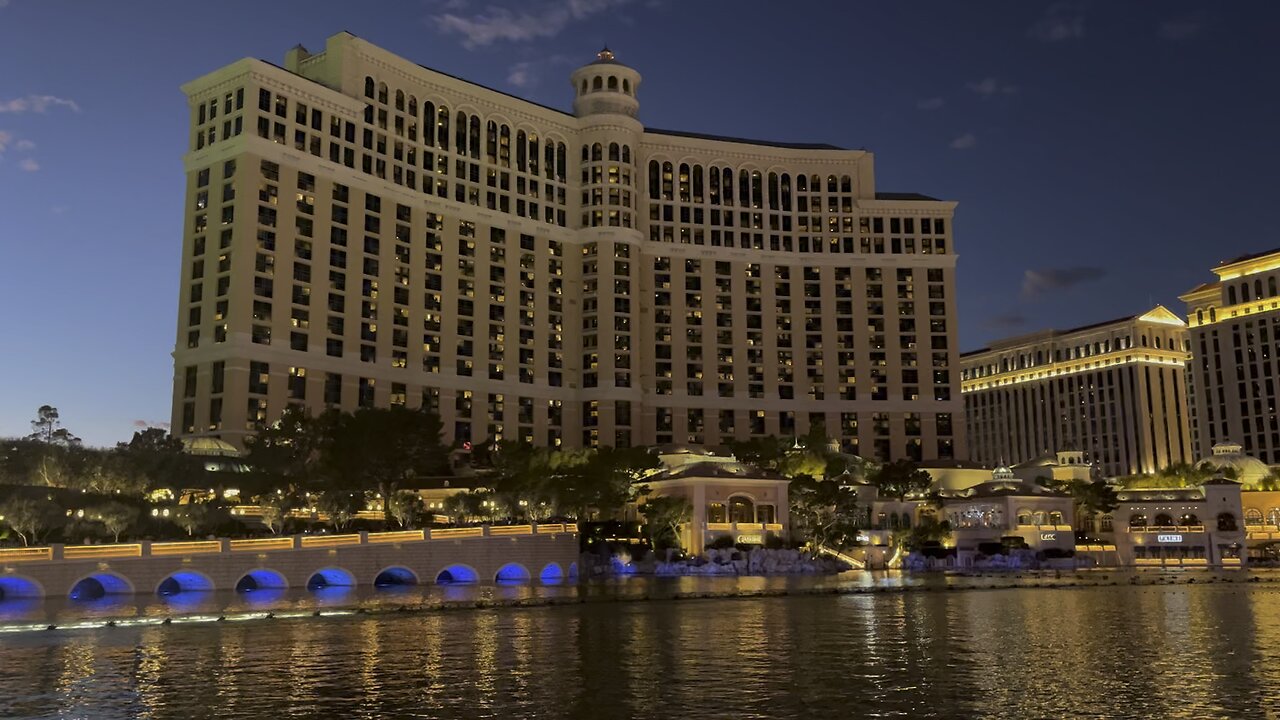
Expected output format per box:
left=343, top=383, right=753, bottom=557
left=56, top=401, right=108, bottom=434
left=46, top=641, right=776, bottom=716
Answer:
left=7, top=584, right=1280, bottom=718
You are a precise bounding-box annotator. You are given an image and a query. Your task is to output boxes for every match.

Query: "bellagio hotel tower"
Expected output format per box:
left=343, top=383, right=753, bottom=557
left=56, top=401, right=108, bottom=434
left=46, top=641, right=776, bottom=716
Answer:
left=171, top=32, right=966, bottom=462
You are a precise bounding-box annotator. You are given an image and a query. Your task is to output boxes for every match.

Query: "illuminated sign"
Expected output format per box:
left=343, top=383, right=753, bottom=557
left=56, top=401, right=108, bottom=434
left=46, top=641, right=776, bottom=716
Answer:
left=1157, top=534, right=1183, bottom=543
left=1040, top=533, right=1057, bottom=541
left=736, top=534, right=763, bottom=545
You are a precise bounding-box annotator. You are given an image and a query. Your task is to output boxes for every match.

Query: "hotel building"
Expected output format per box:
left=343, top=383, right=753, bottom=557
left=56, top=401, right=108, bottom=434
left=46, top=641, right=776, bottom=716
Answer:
left=961, top=307, right=1192, bottom=478
left=1181, top=248, right=1280, bottom=463
left=170, top=32, right=965, bottom=460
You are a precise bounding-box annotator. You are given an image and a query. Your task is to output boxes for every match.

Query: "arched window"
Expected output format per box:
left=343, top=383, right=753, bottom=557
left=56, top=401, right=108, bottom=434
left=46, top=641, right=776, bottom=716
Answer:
left=888, top=513, right=900, bottom=530
left=1256, top=279, right=1264, bottom=300
left=580, top=79, right=587, bottom=93
left=436, top=105, right=449, bottom=151
left=468, top=115, right=481, bottom=159
left=1129, top=513, right=1147, bottom=527
left=516, top=130, right=527, bottom=172
left=1153, top=513, right=1174, bottom=527
left=692, top=165, right=703, bottom=202
left=622, top=78, right=631, bottom=94
left=768, top=172, right=779, bottom=210
left=395, top=89, right=405, bottom=110
left=408, top=96, right=417, bottom=116
left=608, top=142, right=619, bottom=162
left=678, top=163, right=690, bottom=202
left=591, top=143, right=602, bottom=162
left=1100, top=514, right=1114, bottom=532
left=364, top=77, right=375, bottom=98
left=377, top=83, right=388, bottom=104
left=901, top=513, right=912, bottom=530
left=841, top=175, right=852, bottom=193
left=706, top=502, right=726, bottom=524
left=780, top=173, right=792, bottom=211
left=621, top=145, right=631, bottom=164
left=738, top=169, right=750, bottom=206
left=581, top=144, right=589, bottom=162
left=1217, top=513, right=1238, bottom=531
left=1209, top=307, right=1216, bottom=322
left=1032, top=511, right=1047, bottom=526
left=592, top=76, right=603, bottom=90
left=662, top=162, right=673, bottom=201
left=1179, top=513, right=1199, bottom=527
left=1228, top=286, right=1238, bottom=304
left=648, top=160, right=660, bottom=200
left=499, top=124, right=510, bottom=167
left=529, top=134, right=539, bottom=174
left=1049, top=511, right=1064, bottom=526
left=1270, top=277, right=1278, bottom=297
left=455, top=111, right=467, bottom=153
left=607, top=76, right=618, bottom=90
left=556, top=142, right=566, bottom=181
left=827, top=175, right=838, bottom=193
left=728, top=496, right=755, bottom=524
left=1197, top=309, right=1204, bottom=324
left=1246, top=508, right=1265, bottom=525
left=1243, top=283, right=1251, bottom=302
left=796, top=174, right=808, bottom=192
left=1268, top=508, right=1280, bottom=526
left=423, top=102, right=436, bottom=146
left=544, top=142, right=555, bottom=179
left=1017, top=510, right=1032, bottom=525
left=485, top=120, right=498, bottom=162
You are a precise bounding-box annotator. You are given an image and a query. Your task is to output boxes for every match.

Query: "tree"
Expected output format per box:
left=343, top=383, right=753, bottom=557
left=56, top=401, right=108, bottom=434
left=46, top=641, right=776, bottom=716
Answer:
left=117, top=428, right=203, bottom=498
left=387, top=491, right=425, bottom=529
left=0, top=496, right=63, bottom=546
left=316, top=407, right=449, bottom=523
left=315, top=489, right=366, bottom=531
left=788, top=476, right=864, bottom=554
left=443, top=490, right=490, bottom=524
left=27, top=405, right=81, bottom=446
left=173, top=503, right=211, bottom=537
left=259, top=492, right=297, bottom=534
left=868, top=459, right=933, bottom=501
left=90, top=501, right=139, bottom=543
left=893, top=517, right=952, bottom=553
left=1037, top=477, right=1118, bottom=531
left=638, top=495, right=691, bottom=551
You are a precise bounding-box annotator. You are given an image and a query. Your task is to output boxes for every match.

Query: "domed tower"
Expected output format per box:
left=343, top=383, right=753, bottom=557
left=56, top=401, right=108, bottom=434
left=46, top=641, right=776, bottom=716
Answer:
left=567, top=49, right=645, bottom=448
left=570, top=48, right=641, bottom=118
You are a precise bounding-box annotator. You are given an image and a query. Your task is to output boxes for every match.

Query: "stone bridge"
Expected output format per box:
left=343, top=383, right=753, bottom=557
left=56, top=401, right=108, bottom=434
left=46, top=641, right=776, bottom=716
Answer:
left=0, top=524, right=579, bottom=600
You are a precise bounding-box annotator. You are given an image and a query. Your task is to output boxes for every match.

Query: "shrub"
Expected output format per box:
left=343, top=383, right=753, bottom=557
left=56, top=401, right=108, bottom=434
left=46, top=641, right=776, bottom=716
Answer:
left=764, top=534, right=787, bottom=550
left=706, top=535, right=735, bottom=550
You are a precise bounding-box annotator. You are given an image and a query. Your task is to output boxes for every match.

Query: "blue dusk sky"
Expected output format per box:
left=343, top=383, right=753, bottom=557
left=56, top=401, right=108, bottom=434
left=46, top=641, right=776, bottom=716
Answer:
left=1, top=1, right=1278, bottom=447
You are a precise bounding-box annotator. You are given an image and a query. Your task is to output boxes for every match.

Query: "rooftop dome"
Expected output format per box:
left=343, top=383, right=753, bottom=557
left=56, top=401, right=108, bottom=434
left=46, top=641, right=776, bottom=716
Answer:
left=182, top=437, right=242, bottom=457
left=1197, top=442, right=1272, bottom=488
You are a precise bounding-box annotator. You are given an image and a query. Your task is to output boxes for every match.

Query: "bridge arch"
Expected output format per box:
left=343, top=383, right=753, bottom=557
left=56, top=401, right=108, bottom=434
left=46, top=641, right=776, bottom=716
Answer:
left=0, top=575, right=45, bottom=600
left=156, top=570, right=215, bottom=595
left=538, top=562, right=565, bottom=584
left=495, top=562, right=531, bottom=584
left=306, top=567, right=356, bottom=589
left=68, top=571, right=134, bottom=601
left=235, top=568, right=288, bottom=593
left=373, top=565, right=418, bottom=587
left=435, top=563, right=479, bottom=585
left=568, top=562, right=579, bottom=581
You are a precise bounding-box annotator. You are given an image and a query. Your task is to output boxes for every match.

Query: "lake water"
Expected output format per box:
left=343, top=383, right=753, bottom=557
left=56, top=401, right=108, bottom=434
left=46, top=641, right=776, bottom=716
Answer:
left=1, top=574, right=1278, bottom=718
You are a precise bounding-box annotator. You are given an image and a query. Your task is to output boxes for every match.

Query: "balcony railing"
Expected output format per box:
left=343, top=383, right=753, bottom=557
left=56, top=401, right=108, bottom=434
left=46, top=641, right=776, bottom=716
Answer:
left=1126, top=525, right=1206, bottom=533
left=0, top=523, right=578, bottom=563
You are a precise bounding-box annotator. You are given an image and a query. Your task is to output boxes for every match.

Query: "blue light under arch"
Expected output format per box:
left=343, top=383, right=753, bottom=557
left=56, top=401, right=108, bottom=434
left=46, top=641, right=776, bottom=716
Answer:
left=494, top=562, right=531, bottom=584
left=69, top=573, right=133, bottom=601
left=539, top=562, right=565, bottom=584
left=0, top=575, right=43, bottom=600
left=235, top=569, right=288, bottom=593
left=374, top=566, right=418, bottom=587
left=157, top=571, right=215, bottom=595
left=306, top=567, right=355, bottom=589
left=435, top=564, right=479, bottom=584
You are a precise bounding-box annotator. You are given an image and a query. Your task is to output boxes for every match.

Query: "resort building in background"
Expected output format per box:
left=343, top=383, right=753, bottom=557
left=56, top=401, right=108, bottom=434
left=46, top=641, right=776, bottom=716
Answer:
left=1181, top=247, right=1280, bottom=463
left=170, top=31, right=965, bottom=460
left=960, top=307, right=1192, bottom=478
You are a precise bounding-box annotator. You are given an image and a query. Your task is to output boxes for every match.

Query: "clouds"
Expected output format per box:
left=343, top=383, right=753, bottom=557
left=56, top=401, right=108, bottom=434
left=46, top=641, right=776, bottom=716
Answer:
left=949, top=133, right=977, bottom=150
left=18, top=158, right=38, bottom=172
left=1029, top=2, right=1086, bottom=42
left=967, top=77, right=1017, bottom=98
left=0, top=129, right=39, bottom=170
left=1021, top=266, right=1107, bottom=299
left=986, top=312, right=1030, bottom=331
left=132, top=419, right=170, bottom=430
left=429, top=0, right=634, bottom=48
left=0, top=95, right=81, bottom=114
left=507, top=61, right=535, bottom=88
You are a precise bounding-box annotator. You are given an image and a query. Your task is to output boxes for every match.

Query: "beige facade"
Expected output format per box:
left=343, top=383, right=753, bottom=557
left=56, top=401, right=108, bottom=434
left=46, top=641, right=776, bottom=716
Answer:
left=1181, top=247, right=1280, bottom=463
left=961, top=307, right=1192, bottom=478
left=171, top=32, right=964, bottom=461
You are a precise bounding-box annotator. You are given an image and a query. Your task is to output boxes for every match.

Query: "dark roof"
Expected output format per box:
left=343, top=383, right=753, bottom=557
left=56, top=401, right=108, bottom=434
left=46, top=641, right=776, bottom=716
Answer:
left=651, top=461, right=784, bottom=481
left=963, top=311, right=1150, bottom=357
left=874, top=192, right=941, bottom=202
left=1218, top=246, right=1280, bottom=267
left=646, top=127, right=844, bottom=151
